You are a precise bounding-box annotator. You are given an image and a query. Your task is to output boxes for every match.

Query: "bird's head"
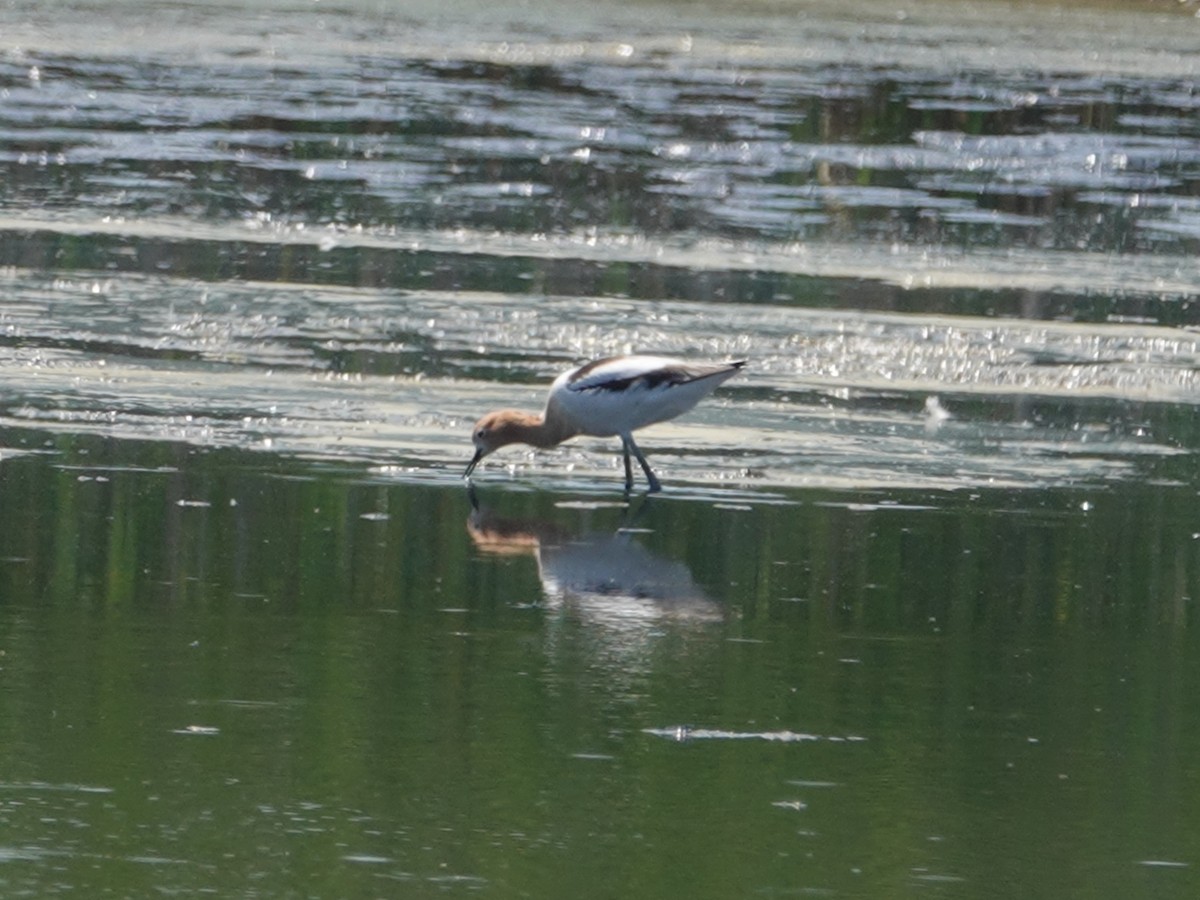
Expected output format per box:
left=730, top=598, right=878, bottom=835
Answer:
left=464, top=410, right=528, bottom=478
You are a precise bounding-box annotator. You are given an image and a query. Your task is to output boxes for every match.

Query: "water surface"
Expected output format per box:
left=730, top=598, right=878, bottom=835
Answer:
left=1, top=0, right=1199, bottom=896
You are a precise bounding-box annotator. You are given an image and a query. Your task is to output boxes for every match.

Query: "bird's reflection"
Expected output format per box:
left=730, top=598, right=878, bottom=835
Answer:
left=466, top=487, right=721, bottom=628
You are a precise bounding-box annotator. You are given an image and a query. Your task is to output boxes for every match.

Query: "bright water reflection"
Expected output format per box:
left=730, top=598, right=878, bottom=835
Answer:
left=1, top=0, right=1200, bottom=896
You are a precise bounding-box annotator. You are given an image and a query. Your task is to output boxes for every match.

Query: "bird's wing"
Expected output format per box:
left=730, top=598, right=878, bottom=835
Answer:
left=565, top=356, right=739, bottom=394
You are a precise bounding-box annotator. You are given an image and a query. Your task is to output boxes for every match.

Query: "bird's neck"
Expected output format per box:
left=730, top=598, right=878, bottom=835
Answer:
left=505, top=410, right=577, bottom=449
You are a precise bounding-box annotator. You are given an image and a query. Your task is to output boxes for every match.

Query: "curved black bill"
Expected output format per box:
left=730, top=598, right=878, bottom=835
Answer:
left=464, top=448, right=483, bottom=479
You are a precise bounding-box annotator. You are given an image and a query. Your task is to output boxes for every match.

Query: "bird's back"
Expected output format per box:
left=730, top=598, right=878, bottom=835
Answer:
left=549, top=355, right=744, bottom=437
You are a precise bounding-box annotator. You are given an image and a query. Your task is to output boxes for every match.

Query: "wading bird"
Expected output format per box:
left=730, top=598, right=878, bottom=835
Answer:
left=465, top=355, right=746, bottom=492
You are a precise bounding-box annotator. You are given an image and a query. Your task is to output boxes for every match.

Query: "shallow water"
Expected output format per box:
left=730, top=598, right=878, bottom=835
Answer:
left=1, top=0, right=1200, bottom=896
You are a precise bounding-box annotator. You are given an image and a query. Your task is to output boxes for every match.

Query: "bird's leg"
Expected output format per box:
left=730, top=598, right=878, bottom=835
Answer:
left=623, top=434, right=662, bottom=493
left=622, top=440, right=635, bottom=492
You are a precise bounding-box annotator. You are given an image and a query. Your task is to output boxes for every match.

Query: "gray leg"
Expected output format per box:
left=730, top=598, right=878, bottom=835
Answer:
left=622, top=442, right=634, bottom=491
left=623, top=434, right=661, bottom=493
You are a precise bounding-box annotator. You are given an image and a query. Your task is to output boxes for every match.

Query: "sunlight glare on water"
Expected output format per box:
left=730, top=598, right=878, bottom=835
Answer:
left=0, top=268, right=1193, bottom=491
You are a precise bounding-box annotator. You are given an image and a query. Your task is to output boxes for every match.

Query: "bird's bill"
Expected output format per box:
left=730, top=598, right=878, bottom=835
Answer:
left=464, top=448, right=483, bottom=478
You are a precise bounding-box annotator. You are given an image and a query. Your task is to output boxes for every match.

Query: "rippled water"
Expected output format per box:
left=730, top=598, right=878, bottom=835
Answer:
left=3, top=0, right=1200, bottom=897
left=2, top=1, right=1200, bottom=493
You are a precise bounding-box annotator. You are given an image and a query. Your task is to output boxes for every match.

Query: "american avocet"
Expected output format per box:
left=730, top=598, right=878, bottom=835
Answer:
left=465, top=355, right=746, bottom=492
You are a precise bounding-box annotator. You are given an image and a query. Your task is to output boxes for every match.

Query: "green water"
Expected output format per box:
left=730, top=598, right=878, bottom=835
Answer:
left=3, top=0, right=1200, bottom=894
left=1, top=432, right=1197, bottom=897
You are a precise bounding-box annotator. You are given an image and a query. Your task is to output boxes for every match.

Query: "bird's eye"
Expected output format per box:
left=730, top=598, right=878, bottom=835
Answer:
left=476, top=428, right=487, bottom=439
